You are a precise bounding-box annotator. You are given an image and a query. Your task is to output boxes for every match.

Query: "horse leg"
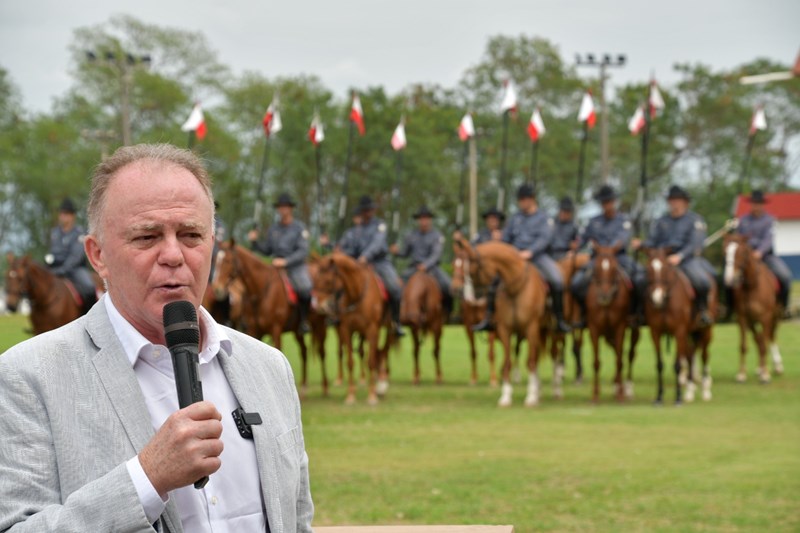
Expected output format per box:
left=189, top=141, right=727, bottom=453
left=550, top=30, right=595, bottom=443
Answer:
left=524, top=324, right=541, bottom=407
left=700, top=330, right=713, bottom=402
left=590, top=327, right=601, bottom=403
left=625, top=326, right=640, bottom=399
left=336, top=336, right=345, bottom=387
left=412, top=326, right=421, bottom=385
left=343, top=329, right=358, bottom=405
left=498, top=329, right=514, bottom=407
left=684, top=334, right=698, bottom=403
left=614, top=326, right=626, bottom=402
left=488, top=332, right=498, bottom=388
left=572, top=328, right=584, bottom=384
left=674, top=329, right=689, bottom=405
left=366, top=327, right=380, bottom=405
left=552, top=332, right=565, bottom=400
left=433, top=323, right=443, bottom=385
left=750, top=321, right=770, bottom=383
left=651, top=328, right=664, bottom=405
left=296, top=331, right=309, bottom=400
left=736, top=318, right=748, bottom=383
left=317, top=328, right=330, bottom=397
left=466, top=326, right=479, bottom=386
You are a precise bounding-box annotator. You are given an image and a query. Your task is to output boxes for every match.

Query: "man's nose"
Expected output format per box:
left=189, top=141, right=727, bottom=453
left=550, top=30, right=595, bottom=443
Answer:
left=159, top=235, right=185, bottom=266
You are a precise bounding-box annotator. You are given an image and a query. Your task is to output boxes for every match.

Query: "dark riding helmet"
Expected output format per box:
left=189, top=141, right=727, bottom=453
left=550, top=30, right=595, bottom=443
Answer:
left=273, top=193, right=297, bottom=208
left=593, top=185, right=618, bottom=204
left=355, top=195, right=377, bottom=213
left=749, top=190, right=768, bottom=204
left=666, top=185, right=690, bottom=201
left=412, top=205, right=435, bottom=219
left=59, top=197, right=77, bottom=214
left=559, top=196, right=576, bottom=212
left=516, top=183, right=536, bottom=200
left=481, top=206, right=506, bottom=221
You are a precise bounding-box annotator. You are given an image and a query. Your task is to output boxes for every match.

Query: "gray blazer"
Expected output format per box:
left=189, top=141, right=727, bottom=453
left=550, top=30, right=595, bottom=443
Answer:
left=0, top=298, right=314, bottom=532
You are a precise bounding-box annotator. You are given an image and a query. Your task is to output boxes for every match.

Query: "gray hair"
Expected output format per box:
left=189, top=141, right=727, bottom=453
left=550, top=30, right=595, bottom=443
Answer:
left=87, top=143, right=215, bottom=239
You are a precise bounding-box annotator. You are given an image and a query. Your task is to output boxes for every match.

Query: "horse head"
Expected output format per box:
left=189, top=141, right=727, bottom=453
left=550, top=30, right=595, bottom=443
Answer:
left=723, top=233, right=752, bottom=288
left=211, top=239, right=241, bottom=301
left=590, top=245, right=620, bottom=307
left=311, top=255, right=343, bottom=317
left=644, top=248, right=675, bottom=309
left=4, top=253, right=28, bottom=312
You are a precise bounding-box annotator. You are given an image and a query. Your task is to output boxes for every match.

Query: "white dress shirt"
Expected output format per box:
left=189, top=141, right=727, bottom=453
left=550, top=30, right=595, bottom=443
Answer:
left=104, top=295, right=267, bottom=532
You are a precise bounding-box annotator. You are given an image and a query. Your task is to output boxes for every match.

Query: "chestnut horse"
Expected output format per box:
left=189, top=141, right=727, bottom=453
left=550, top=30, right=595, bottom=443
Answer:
left=723, top=234, right=784, bottom=383
left=554, top=252, right=591, bottom=384
left=453, top=236, right=549, bottom=407
left=584, top=246, right=639, bottom=402
left=312, top=252, right=395, bottom=405
left=451, top=256, right=498, bottom=386
left=400, top=271, right=444, bottom=384
left=4, top=253, right=102, bottom=335
left=643, top=249, right=717, bottom=404
left=210, top=241, right=320, bottom=396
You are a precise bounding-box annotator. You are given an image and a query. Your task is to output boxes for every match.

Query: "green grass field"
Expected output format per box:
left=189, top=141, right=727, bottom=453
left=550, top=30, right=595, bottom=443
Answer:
left=1, top=314, right=798, bottom=532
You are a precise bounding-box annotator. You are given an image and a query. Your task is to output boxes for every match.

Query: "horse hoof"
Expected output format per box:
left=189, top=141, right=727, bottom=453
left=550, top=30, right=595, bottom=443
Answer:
left=702, top=390, right=712, bottom=402
left=334, top=378, right=343, bottom=387
left=376, top=380, right=389, bottom=396
left=367, top=394, right=379, bottom=406
left=735, top=373, right=747, bottom=383
left=674, top=400, right=683, bottom=407
left=774, top=364, right=784, bottom=376
left=653, top=399, right=663, bottom=407
left=759, top=375, right=771, bottom=385
left=344, top=395, right=356, bottom=406
left=524, top=398, right=539, bottom=408
left=554, top=389, right=564, bottom=400
left=498, top=398, right=512, bottom=408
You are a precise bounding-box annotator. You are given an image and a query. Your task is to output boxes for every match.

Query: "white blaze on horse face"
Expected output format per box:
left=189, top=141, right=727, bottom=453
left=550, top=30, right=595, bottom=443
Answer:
left=601, top=258, right=610, bottom=272
left=650, top=259, right=665, bottom=306
left=213, top=250, right=226, bottom=282
left=724, top=242, right=738, bottom=286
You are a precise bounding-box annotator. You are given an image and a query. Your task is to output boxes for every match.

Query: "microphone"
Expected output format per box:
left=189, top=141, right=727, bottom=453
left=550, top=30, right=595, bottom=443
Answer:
left=162, top=300, right=208, bottom=489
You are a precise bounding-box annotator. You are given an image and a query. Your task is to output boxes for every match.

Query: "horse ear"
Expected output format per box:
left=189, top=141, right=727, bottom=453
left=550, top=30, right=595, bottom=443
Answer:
left=229, top=237, right=236, bottom=246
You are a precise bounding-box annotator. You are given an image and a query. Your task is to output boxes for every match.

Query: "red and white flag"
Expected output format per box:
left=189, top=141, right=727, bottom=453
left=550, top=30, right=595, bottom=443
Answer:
left=527, top=108, right=546, bottom=142
left=391, top=120, right=406, bottom=151
left=649, top=80, right=665, bottom=118
left=181, top=103, right=207, bottom=140
left=458, top=113, right=475, bottom=142
left=350, top=93, right=365, bottom=136
left=500, top=79, right=518, bottom=113
left=749, top=106, right=767, bottom=135
left=262, top=98, right=282, bottom=138
left=628, top=105, right=646, bottom=135
left=308, top=114, right=324, bottom=146
left=578, top=91, right=596, bottom=129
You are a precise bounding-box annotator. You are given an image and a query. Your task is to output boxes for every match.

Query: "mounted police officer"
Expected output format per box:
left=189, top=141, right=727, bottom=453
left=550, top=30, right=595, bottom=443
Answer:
left=247, top=192, right=312, bottom=333
left=471, top=206, right=505, bottom=245
left=736, top=190, right=792, bottom=311
left=351, top=195, right=405, bottom=337
left=473, top=184, right=571, bottom=333
left=391, top=205, right=453, bottom=319
left=336, top=209, right=363, bottom=257
left=46, top=197, right=95, bottom=312
left=548, top=196, right=579, bottom=261
left=570, top=185, right=645, bottom=327
left=639, top=185, right=716, bottom=326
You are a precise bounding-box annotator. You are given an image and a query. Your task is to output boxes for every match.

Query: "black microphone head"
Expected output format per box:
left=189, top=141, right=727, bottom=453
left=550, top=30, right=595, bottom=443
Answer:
left=163, top=300, right=200, bottom=348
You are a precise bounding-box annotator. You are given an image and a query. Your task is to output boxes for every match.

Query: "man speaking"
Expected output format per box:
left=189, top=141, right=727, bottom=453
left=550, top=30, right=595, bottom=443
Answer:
left=0, top=144, right=314, bottom=532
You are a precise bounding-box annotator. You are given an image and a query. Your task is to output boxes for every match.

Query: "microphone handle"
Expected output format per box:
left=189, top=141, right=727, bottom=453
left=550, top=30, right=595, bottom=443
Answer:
left=169, top=346, right=209, bottom=489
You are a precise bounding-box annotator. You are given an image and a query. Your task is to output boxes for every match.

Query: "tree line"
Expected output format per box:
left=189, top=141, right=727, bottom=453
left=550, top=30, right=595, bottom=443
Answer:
left=0, top=14, right=798, bottom=262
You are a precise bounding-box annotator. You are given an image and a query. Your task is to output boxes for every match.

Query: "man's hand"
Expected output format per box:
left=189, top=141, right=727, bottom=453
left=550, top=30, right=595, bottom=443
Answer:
left=358, top=256, right=368, bottom=265
left=631, top=238, right=642, bottom=250
left=416, top=264, right=427, bottom=272
left=519, top=250, right=533, bottom=260
left=272, top=258, right=287, bottom=268
left=667, top=253, right=682, bottom=266
left=247, top=229, right=259, bottom=242
left=139, top=401, right=223, bottom=497
left=490, top=229, right=503, bottom=241
left=752, top=250, right=763, bottom=260
left=319, top=233, right=330, bottom=247
left=389, top=243, right=399, bottom=255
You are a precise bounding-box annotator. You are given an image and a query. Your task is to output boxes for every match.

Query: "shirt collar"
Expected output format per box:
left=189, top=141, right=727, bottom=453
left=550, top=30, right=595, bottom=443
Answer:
left=103, top=294, right=232, bottom=368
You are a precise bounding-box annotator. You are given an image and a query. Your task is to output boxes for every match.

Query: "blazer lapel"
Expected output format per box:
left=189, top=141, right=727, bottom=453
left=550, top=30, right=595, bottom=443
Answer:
left=85, top=299, right=184, bottom=533
left=217, top=345, right=281, bottom=529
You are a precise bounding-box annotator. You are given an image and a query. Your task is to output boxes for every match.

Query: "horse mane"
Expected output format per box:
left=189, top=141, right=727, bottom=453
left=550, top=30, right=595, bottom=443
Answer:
left=474, top=241, right=522, bottom=264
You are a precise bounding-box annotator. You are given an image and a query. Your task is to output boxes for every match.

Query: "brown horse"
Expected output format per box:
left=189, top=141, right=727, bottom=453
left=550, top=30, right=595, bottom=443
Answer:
left=643, top=249, right=716, bottom=404
left=400, top=271, right=445, bottom=385
left=723, top=234, right=784, bottom=383
left=453, top=235, right=548, bottom=407
left=210, top=241, right=319, bottom=396
left=312, top=252, right=395, bottom=405
left=4, top=253, right=102, bottom=335
left=584, top=246, right=639, bottom=402
left=451, top=255, right=498, bottom=386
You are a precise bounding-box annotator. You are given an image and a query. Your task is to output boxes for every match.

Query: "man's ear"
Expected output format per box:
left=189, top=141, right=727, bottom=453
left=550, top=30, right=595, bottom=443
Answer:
left=84, top=235, right=108, bottom=280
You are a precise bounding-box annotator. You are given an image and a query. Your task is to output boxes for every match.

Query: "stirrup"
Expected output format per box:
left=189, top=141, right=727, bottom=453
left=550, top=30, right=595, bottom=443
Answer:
left=556, top=319, right=572, bottom=333
left=471, top=318, right=494, bottom=332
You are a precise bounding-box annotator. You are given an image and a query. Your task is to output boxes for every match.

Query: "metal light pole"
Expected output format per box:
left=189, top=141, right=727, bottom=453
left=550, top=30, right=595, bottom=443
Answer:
left=85, top=50, right=151, bottom=146
left=576, top=53, right=626, bottom=184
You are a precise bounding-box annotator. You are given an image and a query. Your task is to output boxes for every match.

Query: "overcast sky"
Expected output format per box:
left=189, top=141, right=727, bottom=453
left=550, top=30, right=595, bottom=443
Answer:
left=1, top=0, right=797, bottom=113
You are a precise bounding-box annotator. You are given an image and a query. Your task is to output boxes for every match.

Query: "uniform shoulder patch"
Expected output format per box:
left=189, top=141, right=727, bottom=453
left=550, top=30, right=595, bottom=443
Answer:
left=694, top=220, right=705, bottom=230
left=439, top=235, right=445, bottom=244
left=378, top=223, right=387, bottom=233
left=623, top=221, right=632, bottom=230
left=547, top=218, right=554, bottom=226
left=301, top=229, right=309, bottom=240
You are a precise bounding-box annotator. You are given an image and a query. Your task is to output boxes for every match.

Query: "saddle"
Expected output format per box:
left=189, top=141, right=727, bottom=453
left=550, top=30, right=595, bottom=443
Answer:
left=62, top=279, right=97, bottom=315
left=371, top=272, right=389, bottom=302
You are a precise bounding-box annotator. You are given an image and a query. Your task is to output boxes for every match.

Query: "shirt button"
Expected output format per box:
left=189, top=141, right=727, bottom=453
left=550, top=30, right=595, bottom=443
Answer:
left=153, top=348, right=161, bottom=359
left=211, top=496, right=218, bottom=505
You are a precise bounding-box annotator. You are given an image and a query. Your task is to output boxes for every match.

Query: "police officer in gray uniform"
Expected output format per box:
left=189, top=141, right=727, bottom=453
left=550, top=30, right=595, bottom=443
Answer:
left=737, top=190, right=792, bottom=310
left=352, top=195, right=405, bottom=337
left=392, top=205, right=453, bottom=318
left=548, top=196, right=579, bottom=261
left=570, top=185, right=646, bottom=326
left=47, top=197, right=96, bottom=311
left=473, top=184, right=571, bottom=333
left=471, top=207, right=505, bottom=245
left=336, top=210, right=363, bottom=257
left=247, top=193, right=312, bottom=333
left=641, top=185, right=716, bottom=326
